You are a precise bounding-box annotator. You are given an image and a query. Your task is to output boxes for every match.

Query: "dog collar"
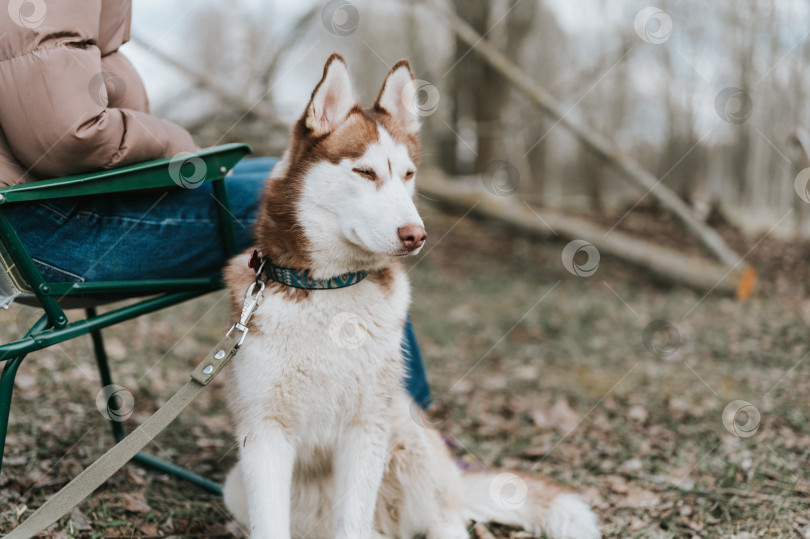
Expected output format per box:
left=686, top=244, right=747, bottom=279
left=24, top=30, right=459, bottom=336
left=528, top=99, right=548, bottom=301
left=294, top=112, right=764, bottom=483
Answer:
left=249, top=250, right=368, bottom=290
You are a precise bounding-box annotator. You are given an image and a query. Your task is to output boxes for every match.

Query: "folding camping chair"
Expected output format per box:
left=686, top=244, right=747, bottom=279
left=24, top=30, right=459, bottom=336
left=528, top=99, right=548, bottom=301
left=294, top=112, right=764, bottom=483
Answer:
left=0, top=143, right=252, bottom=495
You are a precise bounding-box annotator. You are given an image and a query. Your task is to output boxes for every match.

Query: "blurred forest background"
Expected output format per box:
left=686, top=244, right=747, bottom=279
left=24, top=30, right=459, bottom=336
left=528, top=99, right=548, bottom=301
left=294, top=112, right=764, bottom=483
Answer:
left=127, top=0, right=810, bottom=238
left=3, top=1, right=810, bottom=538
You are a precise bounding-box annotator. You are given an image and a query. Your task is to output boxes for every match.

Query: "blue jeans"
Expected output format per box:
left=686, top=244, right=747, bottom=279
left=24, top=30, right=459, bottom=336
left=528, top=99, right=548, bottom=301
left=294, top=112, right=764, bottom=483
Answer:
left=4, top=157, right=432, bottom=408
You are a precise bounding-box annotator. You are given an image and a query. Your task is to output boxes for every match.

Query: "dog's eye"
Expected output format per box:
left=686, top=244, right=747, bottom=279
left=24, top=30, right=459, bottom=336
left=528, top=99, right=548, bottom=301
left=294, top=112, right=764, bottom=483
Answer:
left=352, top=168, right=376, bottom=180
left=404, top=170, right=415, bottom=180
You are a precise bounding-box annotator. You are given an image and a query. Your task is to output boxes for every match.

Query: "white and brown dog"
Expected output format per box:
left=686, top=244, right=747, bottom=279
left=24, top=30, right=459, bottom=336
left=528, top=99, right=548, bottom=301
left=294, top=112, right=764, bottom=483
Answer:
left=222, top=54, right=600, bottom=539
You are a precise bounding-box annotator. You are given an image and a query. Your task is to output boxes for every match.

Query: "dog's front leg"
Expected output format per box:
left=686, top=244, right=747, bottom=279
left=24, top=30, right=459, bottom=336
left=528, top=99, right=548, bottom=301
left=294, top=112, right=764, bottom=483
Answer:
left=240, top=424, right=296, bottom=539
left=333, top=421, right=389, bottom=539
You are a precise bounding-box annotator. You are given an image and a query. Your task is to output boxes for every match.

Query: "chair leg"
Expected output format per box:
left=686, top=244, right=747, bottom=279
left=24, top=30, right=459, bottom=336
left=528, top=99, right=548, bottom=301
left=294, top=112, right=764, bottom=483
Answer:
left=1, top=314, right=50, bottom=476
left=0, top=354, right=26, bottom=475
left=86, top=308, right=125, bottom=443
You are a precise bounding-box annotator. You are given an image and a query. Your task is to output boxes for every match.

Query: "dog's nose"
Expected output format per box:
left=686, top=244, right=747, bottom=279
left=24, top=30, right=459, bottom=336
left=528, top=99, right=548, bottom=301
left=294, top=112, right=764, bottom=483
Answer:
left=397, top=224, right=427, bottom=250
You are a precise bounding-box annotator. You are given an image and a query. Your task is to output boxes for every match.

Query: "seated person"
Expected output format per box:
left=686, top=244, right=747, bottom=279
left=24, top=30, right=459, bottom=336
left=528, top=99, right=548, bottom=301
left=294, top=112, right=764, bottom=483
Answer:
left=0, top=0, right=431, bottom=408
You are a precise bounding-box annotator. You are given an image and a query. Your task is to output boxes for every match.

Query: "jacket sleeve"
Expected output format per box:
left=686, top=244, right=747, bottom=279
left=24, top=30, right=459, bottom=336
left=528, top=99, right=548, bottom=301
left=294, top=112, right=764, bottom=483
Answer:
left=0, top=35, right=196, bottom=179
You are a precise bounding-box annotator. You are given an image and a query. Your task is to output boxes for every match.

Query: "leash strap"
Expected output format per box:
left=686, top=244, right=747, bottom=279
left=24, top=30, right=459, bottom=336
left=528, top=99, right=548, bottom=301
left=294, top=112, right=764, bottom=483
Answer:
left=6, top=283, right=264, bottom=539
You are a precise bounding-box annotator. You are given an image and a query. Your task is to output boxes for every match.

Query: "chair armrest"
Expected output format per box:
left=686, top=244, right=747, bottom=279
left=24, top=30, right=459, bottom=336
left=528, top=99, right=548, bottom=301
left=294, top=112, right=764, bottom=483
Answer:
left=0, top=143, right=252, bottom=204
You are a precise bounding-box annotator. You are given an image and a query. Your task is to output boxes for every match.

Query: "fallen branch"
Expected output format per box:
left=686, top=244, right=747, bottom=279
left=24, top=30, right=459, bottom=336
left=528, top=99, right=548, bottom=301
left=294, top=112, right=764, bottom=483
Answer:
left=420, top=170, right=756, bottom=298
left=420, top=0, right=752, bottom=283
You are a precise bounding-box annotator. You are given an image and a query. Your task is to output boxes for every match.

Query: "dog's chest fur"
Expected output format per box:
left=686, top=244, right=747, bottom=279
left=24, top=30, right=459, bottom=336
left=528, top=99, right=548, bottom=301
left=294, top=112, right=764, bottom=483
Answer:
left=226, top=257, right=410, bottom=454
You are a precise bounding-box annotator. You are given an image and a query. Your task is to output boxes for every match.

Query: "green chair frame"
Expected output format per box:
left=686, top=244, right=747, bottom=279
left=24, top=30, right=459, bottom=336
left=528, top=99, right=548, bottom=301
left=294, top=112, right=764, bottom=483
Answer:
left=0, top=143, right=252, bottom=495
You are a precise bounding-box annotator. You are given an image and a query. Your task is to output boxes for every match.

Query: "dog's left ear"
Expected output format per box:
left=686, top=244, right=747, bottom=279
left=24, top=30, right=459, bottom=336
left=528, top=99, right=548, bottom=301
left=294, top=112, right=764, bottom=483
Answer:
left=374, top=60, right=420, bottom=136
left=306, top=53, right=357, bottom=136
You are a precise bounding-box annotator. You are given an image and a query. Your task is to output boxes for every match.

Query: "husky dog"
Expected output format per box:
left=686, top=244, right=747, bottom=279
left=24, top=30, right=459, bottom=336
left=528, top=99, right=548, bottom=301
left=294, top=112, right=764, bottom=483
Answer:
left=222, top=54, right=600, bottom=539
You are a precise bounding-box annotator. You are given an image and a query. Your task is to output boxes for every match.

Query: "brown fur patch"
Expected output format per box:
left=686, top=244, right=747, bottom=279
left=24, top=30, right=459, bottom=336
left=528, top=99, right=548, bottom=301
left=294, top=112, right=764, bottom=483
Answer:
left=367, top=260, right=403, bottom=296
left=293, top=445, right=334, bottom=482
left=367, top=108, right=421, bottom=166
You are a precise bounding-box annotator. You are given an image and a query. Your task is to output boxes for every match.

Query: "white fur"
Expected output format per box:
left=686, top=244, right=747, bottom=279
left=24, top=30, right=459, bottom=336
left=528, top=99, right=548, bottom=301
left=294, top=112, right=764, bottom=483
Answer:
left=223, top=57, right=600, bottom=539
left=460, top=474, right=600, bottom=539
left=376, top=64, right=420, bottom=135
left=306, top=58, right=356, bottom=136
left=227, top=258, right=412, bottom=538
left=300, top=126, right=423, bottom=279
left=545, top=494, right=602, bottom=539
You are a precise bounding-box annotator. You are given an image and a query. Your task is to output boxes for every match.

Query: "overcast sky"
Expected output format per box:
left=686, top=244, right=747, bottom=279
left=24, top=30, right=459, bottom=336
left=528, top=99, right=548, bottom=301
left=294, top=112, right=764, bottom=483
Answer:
left=124, top=0, right=810, bottom=137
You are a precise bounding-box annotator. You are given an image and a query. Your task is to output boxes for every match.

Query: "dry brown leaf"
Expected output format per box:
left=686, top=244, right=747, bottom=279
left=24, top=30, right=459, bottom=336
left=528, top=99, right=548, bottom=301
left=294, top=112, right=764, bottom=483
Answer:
left=530, top=409, right=551, bottom=430
left=474, top=521, right=497, bottom=539
left=104, top=337, right=127, bottom=360
left=627, top=404, right=649, bottom=422
left=137, top=521, right=161, bottom=536
left=608, top=476, right=629, bottom=494
left=13, top=373, right=35, bottom=391
left=199, top=414, right=231, bottom=432
left=549, top=399, right=579, bottom=433
left=579, top=485, right=608, bottom=510
left=124, top=467, right=147, bottom=486
left=196, top=437, right=225, bottom=449
left=69, top=507, right=92, bottom=531
left=120, top=492, right=151, bottom=513
left=619, top=457, right=643, bottom=474
left=617, top=485, right=660, bottom=508
left=665, top=466, right=696, bottom=491
left=518, top=443, right=551, bottom=459
left=450, top=379, right=474, bottom=394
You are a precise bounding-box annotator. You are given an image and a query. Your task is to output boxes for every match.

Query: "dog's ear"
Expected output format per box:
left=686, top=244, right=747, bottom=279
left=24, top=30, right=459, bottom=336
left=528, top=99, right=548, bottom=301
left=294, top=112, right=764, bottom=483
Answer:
left=306, top=54, right=356, bottom=136
left=374, top=59, right=420, bottom=136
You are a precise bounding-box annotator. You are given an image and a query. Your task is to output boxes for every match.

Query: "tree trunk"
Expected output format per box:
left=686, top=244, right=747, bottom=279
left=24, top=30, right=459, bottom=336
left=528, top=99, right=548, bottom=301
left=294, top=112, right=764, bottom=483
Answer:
left=422, top=0, right=749, bottom=278
left=419, top=170, right=755, bottom=298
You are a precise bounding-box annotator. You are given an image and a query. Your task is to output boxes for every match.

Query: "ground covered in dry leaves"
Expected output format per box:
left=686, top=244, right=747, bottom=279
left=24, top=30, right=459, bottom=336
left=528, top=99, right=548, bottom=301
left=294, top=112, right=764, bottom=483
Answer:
left=1, top=202, right=808, bottom=538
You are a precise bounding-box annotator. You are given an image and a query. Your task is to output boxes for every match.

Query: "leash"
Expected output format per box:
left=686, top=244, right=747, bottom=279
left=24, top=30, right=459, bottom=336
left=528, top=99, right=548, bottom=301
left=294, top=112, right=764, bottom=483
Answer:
left=5, top=281, right=265, bottom=539
left=7, top=250, right=369, bottom=537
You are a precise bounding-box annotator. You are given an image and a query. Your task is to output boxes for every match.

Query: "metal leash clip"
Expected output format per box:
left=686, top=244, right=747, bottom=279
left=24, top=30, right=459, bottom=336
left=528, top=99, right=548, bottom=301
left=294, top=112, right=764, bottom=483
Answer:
left=226, top=281, right=265, bottom=347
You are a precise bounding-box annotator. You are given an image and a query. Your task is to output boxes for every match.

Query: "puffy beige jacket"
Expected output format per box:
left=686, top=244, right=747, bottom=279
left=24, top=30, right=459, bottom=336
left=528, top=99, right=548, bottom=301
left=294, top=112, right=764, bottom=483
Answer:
left=0, top=0, right=196, bottom=187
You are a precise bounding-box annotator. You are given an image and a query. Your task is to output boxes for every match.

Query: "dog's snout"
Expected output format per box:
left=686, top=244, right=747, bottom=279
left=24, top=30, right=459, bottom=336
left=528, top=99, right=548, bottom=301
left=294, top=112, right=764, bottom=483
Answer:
left=397, top=224, right=426, bottom=250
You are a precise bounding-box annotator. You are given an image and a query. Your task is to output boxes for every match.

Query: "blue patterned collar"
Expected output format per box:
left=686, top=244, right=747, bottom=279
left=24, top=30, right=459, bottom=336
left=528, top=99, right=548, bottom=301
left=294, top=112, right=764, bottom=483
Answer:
left=249, top=251, right=368, bottom=290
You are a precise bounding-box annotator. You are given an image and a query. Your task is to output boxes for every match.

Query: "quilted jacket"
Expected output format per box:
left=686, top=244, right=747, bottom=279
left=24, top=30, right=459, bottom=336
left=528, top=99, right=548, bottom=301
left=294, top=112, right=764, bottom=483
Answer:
left=0, top=0, right=196, bottom=186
